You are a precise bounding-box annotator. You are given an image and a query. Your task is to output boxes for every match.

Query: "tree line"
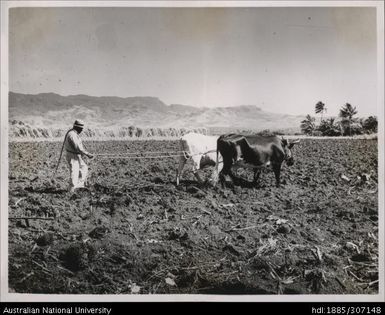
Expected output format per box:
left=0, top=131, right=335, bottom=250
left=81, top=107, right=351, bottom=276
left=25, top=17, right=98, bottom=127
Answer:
left=300, top=102, right=377, bottom=136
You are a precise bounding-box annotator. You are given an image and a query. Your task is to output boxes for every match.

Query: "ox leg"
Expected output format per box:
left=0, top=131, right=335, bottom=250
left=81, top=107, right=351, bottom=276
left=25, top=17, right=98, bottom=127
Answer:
left=219, top=171, right=226, bottom=188
left=272, top=163, right=281, bottom=187
left=218, top=166, right=228, bottom=188
left=253, top=169, right=262, bottom=187
left=219, top=161, right=233, bottom=188
left=209, top=168, right=219, bottom=186
left=192, top=156, right=204, bottom=184
left=228, top=169, right=239, bottom=185
left=176, top=155, right=187, bottom=186
left=208, top=157, right=223, bottom=186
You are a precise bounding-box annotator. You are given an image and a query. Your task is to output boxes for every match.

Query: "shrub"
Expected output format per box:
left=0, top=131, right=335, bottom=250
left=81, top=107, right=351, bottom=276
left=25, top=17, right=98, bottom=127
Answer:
left=362, top=116, right=378, bottom=134
left=317, top=118, right=342, bottom=136
left=300, top=115, right=316, bottom=135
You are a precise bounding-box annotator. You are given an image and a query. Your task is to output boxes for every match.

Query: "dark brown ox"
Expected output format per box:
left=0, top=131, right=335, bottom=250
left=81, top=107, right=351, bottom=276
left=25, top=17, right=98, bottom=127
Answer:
left=216, top=134, right=300, bottom=187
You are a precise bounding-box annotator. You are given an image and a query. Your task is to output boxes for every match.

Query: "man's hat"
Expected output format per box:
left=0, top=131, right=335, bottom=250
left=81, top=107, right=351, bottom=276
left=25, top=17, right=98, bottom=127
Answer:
left=73, top=119, right=85, bottom=128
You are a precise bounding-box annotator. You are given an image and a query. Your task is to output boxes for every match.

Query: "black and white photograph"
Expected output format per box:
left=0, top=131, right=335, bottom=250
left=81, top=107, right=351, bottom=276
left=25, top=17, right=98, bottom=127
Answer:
left=1, top=0, right=384, bottom=303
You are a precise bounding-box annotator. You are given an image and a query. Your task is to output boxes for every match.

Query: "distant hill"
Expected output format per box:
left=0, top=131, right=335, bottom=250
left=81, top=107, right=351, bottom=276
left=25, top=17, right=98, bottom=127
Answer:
left=8, top=92, right=305, bottom=139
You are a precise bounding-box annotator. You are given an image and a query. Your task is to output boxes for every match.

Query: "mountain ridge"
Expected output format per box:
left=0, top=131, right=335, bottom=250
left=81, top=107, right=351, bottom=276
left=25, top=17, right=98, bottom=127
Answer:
left=8, top=92, right=304, bottom=132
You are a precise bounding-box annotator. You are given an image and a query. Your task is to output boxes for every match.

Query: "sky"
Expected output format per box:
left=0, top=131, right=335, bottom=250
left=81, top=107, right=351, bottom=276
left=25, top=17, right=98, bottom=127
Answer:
left=8, top=5, right=379, bottom=116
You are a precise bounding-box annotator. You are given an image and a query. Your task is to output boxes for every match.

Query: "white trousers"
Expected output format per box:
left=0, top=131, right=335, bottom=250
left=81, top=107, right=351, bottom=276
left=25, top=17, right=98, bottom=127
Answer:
left=66, top=152, right=88, bottom=191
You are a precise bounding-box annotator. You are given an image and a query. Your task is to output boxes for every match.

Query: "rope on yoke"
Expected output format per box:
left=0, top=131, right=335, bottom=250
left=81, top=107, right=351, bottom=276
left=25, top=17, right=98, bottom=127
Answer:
left=96, top=150, right=186, bottom=156
left=95, top=149, right=218, bottom=160
left=98, top=154, right=183, bottom=159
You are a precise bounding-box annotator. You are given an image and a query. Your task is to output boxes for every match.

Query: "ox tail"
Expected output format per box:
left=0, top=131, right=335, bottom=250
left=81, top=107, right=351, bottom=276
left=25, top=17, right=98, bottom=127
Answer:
left=215, top=135, right=224, bottom=174
left=176, top=138, right=189, bottom=186
left=213, top=139, right=220, bottom=185
left=215, top=141, right=219, bottom=175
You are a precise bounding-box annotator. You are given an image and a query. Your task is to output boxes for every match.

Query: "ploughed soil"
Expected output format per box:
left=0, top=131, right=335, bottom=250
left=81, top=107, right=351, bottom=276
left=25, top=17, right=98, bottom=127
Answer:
left=8, top=139, right=379, bottom=295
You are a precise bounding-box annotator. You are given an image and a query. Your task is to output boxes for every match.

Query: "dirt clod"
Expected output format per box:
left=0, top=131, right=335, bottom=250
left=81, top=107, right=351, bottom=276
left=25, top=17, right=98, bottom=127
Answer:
left=277, top=224, right=291, bottom=234
left=35, top=232, right=54, bottom=246
left=89, top=226, right=109, bottom=239
left=60, top=243, right=89, bottom=271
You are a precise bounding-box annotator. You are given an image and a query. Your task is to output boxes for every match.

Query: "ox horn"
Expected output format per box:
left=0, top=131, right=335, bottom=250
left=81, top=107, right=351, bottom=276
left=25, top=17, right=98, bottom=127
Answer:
left=291, top=139, right=300, bottom=144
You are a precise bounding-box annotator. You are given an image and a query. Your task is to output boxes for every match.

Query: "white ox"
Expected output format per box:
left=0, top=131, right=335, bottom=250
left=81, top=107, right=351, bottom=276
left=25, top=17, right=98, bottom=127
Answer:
left=176, top=132, right=223, bottom=185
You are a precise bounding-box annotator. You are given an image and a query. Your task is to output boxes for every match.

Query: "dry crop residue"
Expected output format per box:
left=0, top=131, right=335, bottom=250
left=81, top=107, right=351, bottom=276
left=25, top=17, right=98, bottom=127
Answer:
left=8, top=139, right=379, bottom=294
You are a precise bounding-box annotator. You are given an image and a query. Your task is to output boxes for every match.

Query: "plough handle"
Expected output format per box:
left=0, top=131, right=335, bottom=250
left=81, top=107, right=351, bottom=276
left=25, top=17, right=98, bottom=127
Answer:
left=53, top=129, right=72, bottom=178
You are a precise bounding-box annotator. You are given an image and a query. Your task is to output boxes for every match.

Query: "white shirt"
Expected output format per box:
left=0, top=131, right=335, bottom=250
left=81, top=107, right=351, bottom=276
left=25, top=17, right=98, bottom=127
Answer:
left=64, top=129, right=89, bottom=156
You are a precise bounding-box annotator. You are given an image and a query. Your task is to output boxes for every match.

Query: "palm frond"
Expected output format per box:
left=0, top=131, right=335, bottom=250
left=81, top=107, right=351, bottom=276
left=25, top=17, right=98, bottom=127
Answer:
left=315, top=101, right=326, bottom=114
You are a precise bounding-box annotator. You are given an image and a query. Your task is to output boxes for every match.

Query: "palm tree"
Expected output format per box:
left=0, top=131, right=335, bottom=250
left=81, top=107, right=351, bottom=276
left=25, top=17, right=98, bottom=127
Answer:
left=339, top=103, right=358, bottom=136
left=315, top=101, right=327, bottom=123
left=300, top=114, right=316, bottom=135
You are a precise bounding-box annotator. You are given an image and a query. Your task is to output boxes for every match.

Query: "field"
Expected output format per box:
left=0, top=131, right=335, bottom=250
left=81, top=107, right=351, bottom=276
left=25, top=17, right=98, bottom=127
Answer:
left=7, top=138, right=379, bottom=295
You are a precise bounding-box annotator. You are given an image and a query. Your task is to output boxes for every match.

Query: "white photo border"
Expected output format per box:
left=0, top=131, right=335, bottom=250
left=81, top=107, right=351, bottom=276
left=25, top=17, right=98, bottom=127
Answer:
left=1, top=0, right=384, bottom=302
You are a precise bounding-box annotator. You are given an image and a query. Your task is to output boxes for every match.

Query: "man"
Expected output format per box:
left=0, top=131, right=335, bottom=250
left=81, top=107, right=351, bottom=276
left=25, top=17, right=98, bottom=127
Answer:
left=64, top=119, right=94, bottom=192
